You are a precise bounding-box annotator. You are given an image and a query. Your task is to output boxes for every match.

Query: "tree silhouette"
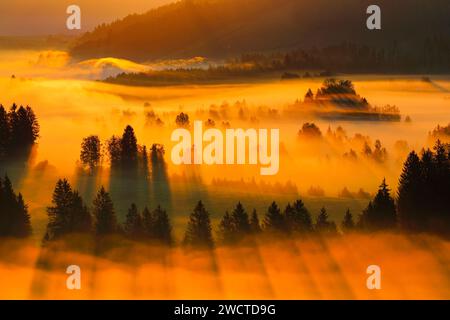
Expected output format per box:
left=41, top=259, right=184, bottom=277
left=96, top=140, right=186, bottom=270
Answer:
left=151, top=205, right=173, bottom=245
left=361, top=179, right=397, bottom=231
left=0, top=104, right=39, bottom=159
left=142, top=206, right=153, bottom=236
left=44, top=179, right=91, bottom=241
left=9, top=105, right=39, bottom=151
left=120, top=125, right=138, bottom=167
left=250, top=209, right=261, bottom=234
left=107, top=135, right=122, bottom=167
left=0, top=105, right=9, bottom=160
left=304, top=89, right=314, bottom=103
left=263, top=201, right=285, bottom=233
left=0, top=175, right=32, bottom=238
left=184, top=201, right=214, bottom=248
left=93, top=186, right=118, bottom=235
left=231, top=202, right=250, bottom=236
left=286, top=199, right=313, bottom=234
left=141, top=145, right=149, bottom=175
left=70, top=191, right=92, bottom=233
left=218, top=211, right=234, bottom=244
left=176, top=112, right=190, bottom=127
left=80, top=135, right=102, bottom=173
left=341, top=209, right=355, bottom=232
left=397, top=142, right=450, bottom=233
left=315, top=207, right=337, bottom=234
left=397, top=151, right=423, bottom=231
left=124, top=203, right=143, bottom=239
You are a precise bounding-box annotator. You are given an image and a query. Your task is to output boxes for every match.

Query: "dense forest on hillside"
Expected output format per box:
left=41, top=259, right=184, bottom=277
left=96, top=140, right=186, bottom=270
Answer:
left=105, top=39, right=450, bottom=87
left=71, top=0, right=450, bottom=75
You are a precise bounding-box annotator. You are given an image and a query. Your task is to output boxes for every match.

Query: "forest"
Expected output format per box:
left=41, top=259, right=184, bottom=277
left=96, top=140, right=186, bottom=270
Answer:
left=1, top=106, right=449, bottom=247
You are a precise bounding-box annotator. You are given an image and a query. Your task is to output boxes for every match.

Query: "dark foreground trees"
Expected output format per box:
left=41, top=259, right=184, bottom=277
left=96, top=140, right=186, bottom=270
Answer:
left=0, top=175, right=32, bottom=238
left=0, top=104, right=39, bottom=160
left=358, top=179, right=397, bottom=231
left=80, top=135, right=102, bottom=172
left=125, top=204, right=173, bottom=245
left=397, top=141, right=450, bottom=233
left=44, top=179, right=91, bottom=241
left=184, top=201, right=214, bottom=248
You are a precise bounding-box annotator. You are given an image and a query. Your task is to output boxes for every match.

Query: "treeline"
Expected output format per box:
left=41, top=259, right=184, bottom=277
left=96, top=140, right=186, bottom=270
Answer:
left=0, top=175, right=32, bottom=238
left=37, top=175, right=421, bottom=248
left=397, top=140, right=450, bottom=233
left=79, top=125, right=164, bottom=173
left=43, top=179, right=172, bottom=245
left=238, top=40, right=450, bottom=74
left=104, top=39, right=450, bottom=86
left=1, top=141, right=449, bottom=245
left=0, top=104, right=39, bottom=160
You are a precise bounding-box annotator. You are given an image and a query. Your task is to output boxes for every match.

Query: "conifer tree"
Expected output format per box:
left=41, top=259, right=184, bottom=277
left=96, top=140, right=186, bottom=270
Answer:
left=286, top=199, right=313, bottom=234
left=120, top=125, right=138, bottom=167
left=142, top=206, right=153, bottom=236
left=362, top=179, right=397, bottom=231
left=0, top=105, right=9, bottom=159
left=152, top=205, right=172, bottom=245
left=218, top=211, right=234, bottom=244
left=0, top=176, right=32, bottom=238
left=250, top=209, right=262, bottom=234
left=263, top=201, right=285, bottom=233
left=93, top=187, right=118, bottom=235
left=44, top=179, right=91, bottom=241
left=14, top=193, right=32, bottom=237
left=70, top=191, right=92, bottom=233
left=397, top=151, right=423, bottom=230
left=341, top=209, right=355, bottom=232
left=231, top=202, right=250, bottom=236
left=124, top=203, right=143, bottom=239
left=80, top=135, right=102, bottom=173
left=315, top=207, right=337, bottom=234
left=45, top=179, right=74, bottom=240
left=184, top=201, right=214, bottom=248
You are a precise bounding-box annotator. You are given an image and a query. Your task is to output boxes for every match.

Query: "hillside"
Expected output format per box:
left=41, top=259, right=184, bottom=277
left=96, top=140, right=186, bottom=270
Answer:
left=69, top=0, right=450, bottom=62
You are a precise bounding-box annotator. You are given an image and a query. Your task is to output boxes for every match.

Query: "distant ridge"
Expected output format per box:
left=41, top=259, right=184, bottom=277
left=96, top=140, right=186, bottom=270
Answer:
left=70, top=0, right=450, bottom=62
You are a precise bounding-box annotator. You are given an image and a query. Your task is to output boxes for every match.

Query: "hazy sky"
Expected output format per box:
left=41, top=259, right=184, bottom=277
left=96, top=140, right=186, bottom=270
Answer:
left=0, top=0, right=175, bottom=36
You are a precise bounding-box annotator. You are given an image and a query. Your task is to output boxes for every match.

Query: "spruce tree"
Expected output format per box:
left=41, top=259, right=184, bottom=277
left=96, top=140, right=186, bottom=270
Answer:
left=44, top=179, right=91, bottom=241
left=263, top=201, right=285, bottom=233
left=0, top=105, right=9, bottom=159
left=218, top=211, right=234, bottom=244
left=0, top=176, right=32, bottom=238
left=431, top=140, right=450, bottom=229
left=341, top=209, right=355, bottom=232
left=142, top=206, right=154, bottom=237
left=120, top=125, right=138, bottom=167
left=250, top=209, right=262, bottom=234
left=124, top=203, right=143, bottom=239
left=315, top=207, right=337, bottom=235
left=363, top=179, right=397, bottom=231
left=397, top=151, right=423, bottom=231
left=231, top=202, right=250, bottom=236
left=45, top=179, right=74, bottom=240
left=184, top=201, right=214, bottom=248
left=286, top=199, right=313, bottom=234
left=70, top=191, right=92, bottom=233
left=14, top=193, right=32, bottom=237
left=152, top=205, right=172, bottom=245
left=93, top=187, right=118, bottom=235
left=80, top=135, right=102, bottom=173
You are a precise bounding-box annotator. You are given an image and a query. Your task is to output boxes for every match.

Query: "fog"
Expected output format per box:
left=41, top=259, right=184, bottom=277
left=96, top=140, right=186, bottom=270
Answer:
left=0, top=233, right=449, bottom=299
left=1, top=49, right=450, bottom=239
